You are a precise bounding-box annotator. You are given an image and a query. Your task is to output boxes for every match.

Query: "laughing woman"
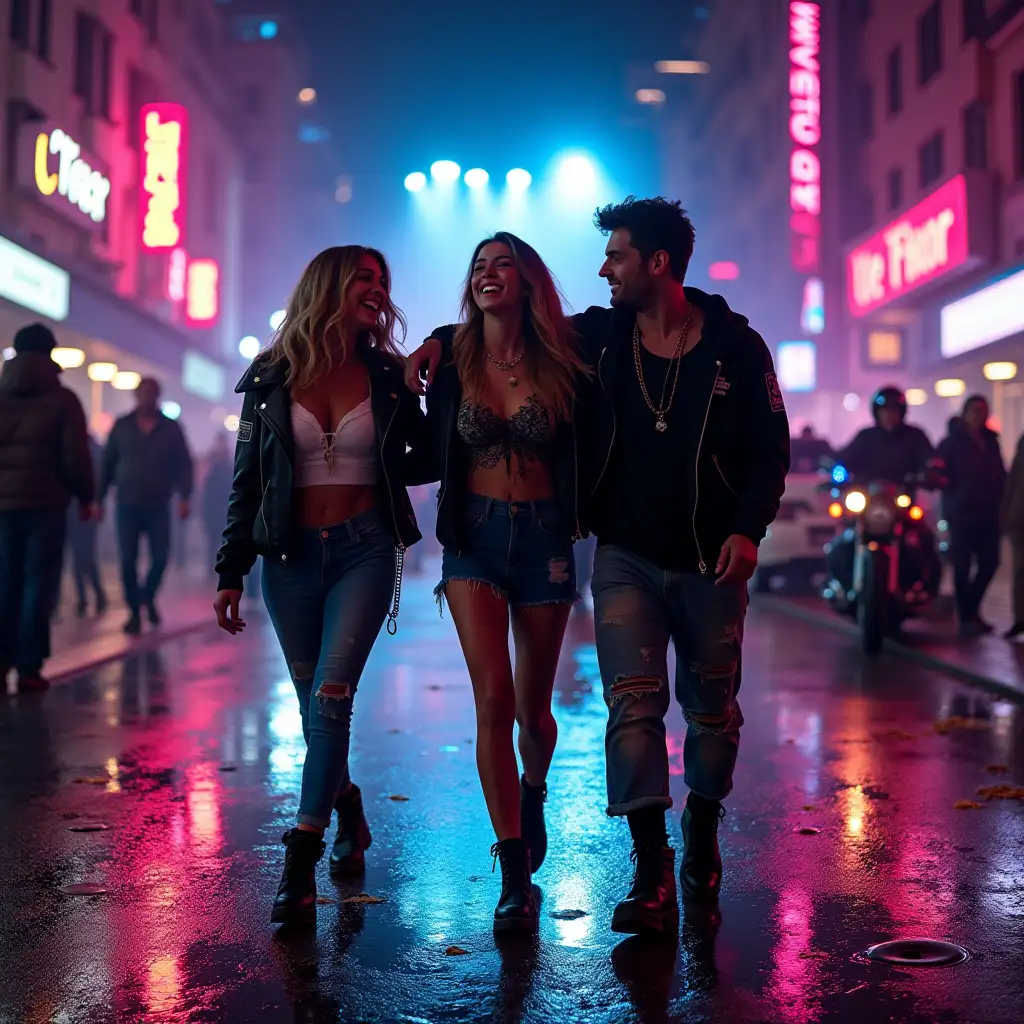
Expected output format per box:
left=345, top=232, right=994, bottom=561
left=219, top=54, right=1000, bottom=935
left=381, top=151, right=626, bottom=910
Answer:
left=422, top=233, right=589, bottom=933
left=213, top=246, right=429, bottom=926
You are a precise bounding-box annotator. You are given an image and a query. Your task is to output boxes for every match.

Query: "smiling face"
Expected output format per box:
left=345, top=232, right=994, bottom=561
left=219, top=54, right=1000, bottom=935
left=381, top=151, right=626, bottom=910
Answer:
left=599, top=228, right=654, bottom=310
left=470, top=242, right=524, bottom=313
left=346, top=253, right=389, bottom=330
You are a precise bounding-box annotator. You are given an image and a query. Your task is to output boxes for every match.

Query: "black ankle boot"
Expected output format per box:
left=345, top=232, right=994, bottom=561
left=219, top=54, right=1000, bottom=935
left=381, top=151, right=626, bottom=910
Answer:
left=520, top=775, right=547, bottom=874
left=329, top=785, right=372, bottom=876
left=679, top=795, right=724, bottom=901
left=491, top=838, right=537, bottom=934
left=271, top=829, right=326, bottom=926
left=611, top=844, right=678, bottom=935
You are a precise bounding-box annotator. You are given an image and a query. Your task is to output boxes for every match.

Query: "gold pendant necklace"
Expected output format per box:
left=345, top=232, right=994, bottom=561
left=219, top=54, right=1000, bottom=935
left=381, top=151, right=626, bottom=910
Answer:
left=485, top=347, right=525, bottom=387
left=632, top=306, right=692, bottom=432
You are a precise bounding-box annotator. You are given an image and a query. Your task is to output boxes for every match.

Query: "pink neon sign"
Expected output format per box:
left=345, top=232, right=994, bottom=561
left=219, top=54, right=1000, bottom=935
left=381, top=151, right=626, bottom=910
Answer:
left=140, top=102, right=189, bottom=251
left=789, top=2, right=821, bottom=275
left=846, top=175, right=970, bottom=318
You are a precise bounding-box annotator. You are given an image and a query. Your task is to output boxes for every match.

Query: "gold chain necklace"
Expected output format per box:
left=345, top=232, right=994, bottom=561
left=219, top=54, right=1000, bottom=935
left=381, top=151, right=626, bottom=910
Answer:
left=484, top=347, right=525, bottom=388
left=632, top=306, right=692, bottom=432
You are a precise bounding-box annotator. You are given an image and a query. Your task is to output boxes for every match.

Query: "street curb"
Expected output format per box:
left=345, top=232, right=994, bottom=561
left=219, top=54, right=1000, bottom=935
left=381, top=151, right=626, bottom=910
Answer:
left=48, top=619, right=215, bottom=686
left=762, top=596, right=1024, bottom=704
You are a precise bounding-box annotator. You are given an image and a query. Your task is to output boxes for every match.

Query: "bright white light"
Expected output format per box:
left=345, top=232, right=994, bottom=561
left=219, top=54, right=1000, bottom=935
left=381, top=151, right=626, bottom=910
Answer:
left=843, top=393, right=860, bottom=412
left=464, top=168, right=489, bottom=189
left=505, top=168, right=532, bottom=191
left=430, top=160, right=461, bottom=184
left=161, top=400, right=181, bottom=420
left=635, top=88, right=667, bottom=104
left=224, top=414, right=240, bottom=432
left=111, top=371, right=142, bottom=391
left=940, top=268, right=1024, bottom=358
left=845, top=490, right=867, bottom=514
left=556, top=155, right=597, bottom=193
left=777, top=341, right=816, bottom=393
left=238, top=335, right=261, bottom=360
left=87, top=362, right=118, bottom=382
left=2, top=348, right=14, bottom=361
left=983, top=361, right=1018, bottom=382
left=51, top=347, right=86, bottom=369
left=269, top=309, right=286, bottom=331
left=905, top=388, right=928, bottom=406
left=935, top=378, right=966, bottom=398
left=297, top=87, right=317, bottom=105
left=404, top=171, right=427, bottom=193
left=655, top=60, right=710, bottom=74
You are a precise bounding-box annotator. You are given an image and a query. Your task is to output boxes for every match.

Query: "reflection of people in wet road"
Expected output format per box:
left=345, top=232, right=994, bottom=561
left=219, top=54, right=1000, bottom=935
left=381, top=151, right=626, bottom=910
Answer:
left=214, top=246, right=430, bottom=926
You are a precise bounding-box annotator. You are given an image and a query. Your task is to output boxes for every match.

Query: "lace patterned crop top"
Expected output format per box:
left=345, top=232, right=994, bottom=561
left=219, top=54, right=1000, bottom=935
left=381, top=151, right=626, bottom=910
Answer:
left=456, top=395, right=557, bottom=476
left=291, top=397, right=377, bottom=487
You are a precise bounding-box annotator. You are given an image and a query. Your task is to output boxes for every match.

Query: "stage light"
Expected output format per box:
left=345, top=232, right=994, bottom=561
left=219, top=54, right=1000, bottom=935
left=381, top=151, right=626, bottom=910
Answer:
left=238, top=335, right=261, bottom=359
left=464, top=168, right=489, bottom=189
left=161, top=401, right=181, bottom=420
left=430, top=160, right=461, bottom=184
left=404, top=171, right=427, bottom=193
left=111, top=371, right=142, bottom=391
left=269, top=309, right=286, bottom=331
left=556, top=155, right=597, bottom=192
left=87, top=362, right=118, bottom=382
left=506, top=168, right=532, bottom=191
left=51, top=347, right=86, bottom=369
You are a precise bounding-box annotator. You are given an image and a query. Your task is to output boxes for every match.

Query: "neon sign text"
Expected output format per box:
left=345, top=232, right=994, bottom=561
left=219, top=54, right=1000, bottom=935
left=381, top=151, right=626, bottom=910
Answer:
left=789, top=2, right=821, bottom=275
left=185, top=258, right=219, bottom=327
left=140, top=103, right=188, bottom=250
left=33, top=129, right=110, bottom=224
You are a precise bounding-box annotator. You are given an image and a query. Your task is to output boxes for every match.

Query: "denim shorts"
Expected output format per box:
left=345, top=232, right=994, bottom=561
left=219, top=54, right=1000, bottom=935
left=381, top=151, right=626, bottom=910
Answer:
left=436, top=494, right=576, bottom=608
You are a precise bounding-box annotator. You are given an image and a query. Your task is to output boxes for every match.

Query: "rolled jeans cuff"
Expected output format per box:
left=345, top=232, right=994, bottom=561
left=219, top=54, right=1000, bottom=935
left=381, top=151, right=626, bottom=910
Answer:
left=606, top=794, right=674, bottom=818
left=296, top=812, right=332, bottom=831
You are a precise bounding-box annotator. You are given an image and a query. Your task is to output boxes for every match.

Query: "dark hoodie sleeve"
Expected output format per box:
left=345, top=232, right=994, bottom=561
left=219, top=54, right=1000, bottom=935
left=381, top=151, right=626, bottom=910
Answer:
left=58, top=390, right=95, bottom=506
left=732, top=329, right=791, bottom=543
left=426, top=324, right=457, bottom=350
left=400, top=389, right=439, bottom=486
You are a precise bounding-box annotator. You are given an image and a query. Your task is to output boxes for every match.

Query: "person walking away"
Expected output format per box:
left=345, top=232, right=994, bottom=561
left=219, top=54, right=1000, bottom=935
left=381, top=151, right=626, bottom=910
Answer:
left=1001, top=432, right=1024, bottom=639
left=938, top=395, right=1006, bottom=636
left=202, top=435, right=234, bottom=574
left=66, top=433, right=108, bottom=615
left=0, top=324, right=95, bottom=691
left=100, top=378, right=193, bottom=634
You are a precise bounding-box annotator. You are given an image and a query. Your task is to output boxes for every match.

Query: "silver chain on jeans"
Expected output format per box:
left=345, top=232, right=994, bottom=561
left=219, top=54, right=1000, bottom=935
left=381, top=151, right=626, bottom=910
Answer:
left=386, top=547, right=404, bottom=635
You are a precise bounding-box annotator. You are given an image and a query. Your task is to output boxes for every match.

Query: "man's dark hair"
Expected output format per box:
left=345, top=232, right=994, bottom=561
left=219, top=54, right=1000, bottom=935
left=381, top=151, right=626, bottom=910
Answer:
left=963, top=394, right=988, bottom=414
left=593, top=196, right=695, bottom=283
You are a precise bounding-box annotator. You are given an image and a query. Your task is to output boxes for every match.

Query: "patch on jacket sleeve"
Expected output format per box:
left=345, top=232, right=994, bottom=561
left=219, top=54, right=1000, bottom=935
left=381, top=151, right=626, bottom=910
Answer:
left=237, top=420, right=253, bottom=442
left=765, top=373, right=785, bottom=413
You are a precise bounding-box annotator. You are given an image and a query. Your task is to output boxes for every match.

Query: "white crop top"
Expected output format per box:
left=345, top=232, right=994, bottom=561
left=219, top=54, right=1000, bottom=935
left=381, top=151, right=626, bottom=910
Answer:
left=291, top=397, right=377, bottom=487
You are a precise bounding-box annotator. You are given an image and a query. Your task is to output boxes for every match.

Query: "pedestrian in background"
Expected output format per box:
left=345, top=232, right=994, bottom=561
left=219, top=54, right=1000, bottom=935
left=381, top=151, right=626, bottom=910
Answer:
left=202, top=434, right=234, bottom=574
left=938, top=395, right=1006, bottom=636
left=0, top=323, right=95, bottom=691
left=100, top=378, right=193, bottom=635
left=66, top=433, right=108, bottom=616
left=1001, top=431, right=1024, bottom=640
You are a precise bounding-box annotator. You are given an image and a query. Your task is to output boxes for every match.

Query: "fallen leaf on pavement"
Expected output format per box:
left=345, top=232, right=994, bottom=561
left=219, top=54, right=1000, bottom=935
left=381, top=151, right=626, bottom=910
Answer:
left=794, top=827, right=821, bottom=835
left=977, top=785, right=1024, bottom=801
left=802, top=805, right=817, bottom=811
left=845, top=983, right=869, bottom=995
left=72, top=777, right=108, bottom=785
left=388, top=795, right=410, bottom=802
left=550, top=909, right=588, bottom=920
left=953, top=799, right=986, bottom=810
left=985, top=764, right=1010, bottom=775
left=799, top=951, right=829, bottom=959
left=934, top=717, right=990, bottom=734
left=445, top=946, right=470, bottom=956
left=316, top=897, right=336, bottom=904
left=343, top=893, right=387, bottom=905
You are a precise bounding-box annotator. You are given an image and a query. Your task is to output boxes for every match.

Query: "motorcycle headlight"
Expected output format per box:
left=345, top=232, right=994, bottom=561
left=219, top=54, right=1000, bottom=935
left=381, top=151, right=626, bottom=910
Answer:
left=844, top=490, right=867, bottom=514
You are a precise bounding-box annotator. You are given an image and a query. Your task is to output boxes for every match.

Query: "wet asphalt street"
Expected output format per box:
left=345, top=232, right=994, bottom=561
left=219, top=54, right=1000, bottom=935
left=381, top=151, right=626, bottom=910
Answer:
left=2, top=567, right=1023, bottom=1024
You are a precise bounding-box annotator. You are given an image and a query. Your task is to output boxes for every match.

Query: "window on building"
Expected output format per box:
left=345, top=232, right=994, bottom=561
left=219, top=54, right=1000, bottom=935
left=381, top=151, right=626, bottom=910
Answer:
left=888, top=167, right=903, bottom=210
left=962, top=0, right=985, bottom=41
left=963, top=100, right=987, bottom=169
left=1017, top=70, right=1024, bottom=179
left=99, top=30, right=113, bottom=119
left=887, top=46, right=903, bottom=115
left=37, top=0, right=52, bottom=60
left=918, top=2, right=943, bottom=85
left=130, top=0, right=159, bottom=44
left=857, top=81, right=874, bottom=141
left=919, top=131, right=944, bottom=188
left=74, top=13, right=114, bottom=119
left=10, top=0, right=30, bottom=49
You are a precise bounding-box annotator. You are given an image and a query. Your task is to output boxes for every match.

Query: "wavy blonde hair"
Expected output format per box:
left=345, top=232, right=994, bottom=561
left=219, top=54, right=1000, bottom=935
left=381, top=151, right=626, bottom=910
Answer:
left=267, top=245, right=406, bottom=390
left=452, top=232, right=587, bottom=422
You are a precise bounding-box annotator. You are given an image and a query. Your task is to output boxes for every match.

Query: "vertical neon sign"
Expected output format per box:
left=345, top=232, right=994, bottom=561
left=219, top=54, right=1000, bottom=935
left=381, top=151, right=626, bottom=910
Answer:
left=140, top=103, right=188, bottom=251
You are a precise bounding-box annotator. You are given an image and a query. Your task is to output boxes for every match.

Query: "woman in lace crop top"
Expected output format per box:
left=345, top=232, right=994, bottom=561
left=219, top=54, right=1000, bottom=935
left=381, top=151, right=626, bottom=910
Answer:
left=426, top=232, right=590, bottom=934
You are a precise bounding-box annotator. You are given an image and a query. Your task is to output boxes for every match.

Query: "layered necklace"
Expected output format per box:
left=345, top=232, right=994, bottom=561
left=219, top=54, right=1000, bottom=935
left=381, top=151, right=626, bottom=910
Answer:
left=632, top=304, right=693, bottom=432
left=485, top=347, right=525, bottom=388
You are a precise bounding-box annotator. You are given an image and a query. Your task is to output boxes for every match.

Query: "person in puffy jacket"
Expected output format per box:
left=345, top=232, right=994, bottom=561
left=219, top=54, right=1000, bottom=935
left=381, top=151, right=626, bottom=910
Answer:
left=1001, top=431, right=1024, bottom=639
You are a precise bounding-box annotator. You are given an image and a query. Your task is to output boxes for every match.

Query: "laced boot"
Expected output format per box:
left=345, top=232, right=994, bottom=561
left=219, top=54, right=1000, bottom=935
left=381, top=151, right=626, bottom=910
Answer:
left=271, top=829, right=326, bottom=926
left=611, top=844, right=678, bottom=935
left=679, top=794, right=725, bottom=901
left=520, top=775, right=548, bottom=873
left=329, top=784, right=372, bottom=876
left=491, top=838, right=537, bottom=934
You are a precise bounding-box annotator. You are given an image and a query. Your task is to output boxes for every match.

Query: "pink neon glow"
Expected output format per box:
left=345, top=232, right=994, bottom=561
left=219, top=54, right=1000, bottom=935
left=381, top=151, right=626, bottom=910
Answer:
left=846, top=175, right=970, bottom=318
left=140, top=102, right=189, bottom=251
left=185, top=258, right=219, bottom=327
left=788, top=2, right=821, bottom=275
left=166, top=248, right=187, bottom=304
left=709, top=261, right=740, bottom=280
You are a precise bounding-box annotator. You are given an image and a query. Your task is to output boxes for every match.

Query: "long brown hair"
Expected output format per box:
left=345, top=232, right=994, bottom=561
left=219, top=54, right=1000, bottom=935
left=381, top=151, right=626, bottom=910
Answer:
left=452, top=232, right=587, bottom=422
left=266, top=245, right=406, bottom=390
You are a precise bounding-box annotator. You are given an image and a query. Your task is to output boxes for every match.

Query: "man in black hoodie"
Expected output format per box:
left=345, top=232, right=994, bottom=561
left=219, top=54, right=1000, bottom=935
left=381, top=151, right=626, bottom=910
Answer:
left=0, top=324, right=94, bottom=691
left=405, top=197, right=790, bottom=933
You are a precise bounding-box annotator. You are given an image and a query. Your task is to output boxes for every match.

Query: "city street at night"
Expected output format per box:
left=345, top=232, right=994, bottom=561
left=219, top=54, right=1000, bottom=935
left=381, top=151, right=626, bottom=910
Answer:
left=2, top=569, right=1023, bottom=1024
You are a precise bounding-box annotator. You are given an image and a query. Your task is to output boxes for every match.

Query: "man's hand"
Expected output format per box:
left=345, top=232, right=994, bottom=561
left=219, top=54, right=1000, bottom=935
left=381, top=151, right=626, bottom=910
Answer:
left=403, top=338, right=443, bottom=395
left=178, top=498, right=191, bottom=521
left=213, top=589, right=246, bottom=634
left=715, top=534, right=758, bottom=585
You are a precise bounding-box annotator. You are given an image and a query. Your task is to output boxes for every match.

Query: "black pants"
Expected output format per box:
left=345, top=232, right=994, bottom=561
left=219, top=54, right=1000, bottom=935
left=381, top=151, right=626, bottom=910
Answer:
left=66, top=512, right=105, bottom=608
left=949, top=518, right=1000, bottom=623
left=116, top=503, right=171, bottom=614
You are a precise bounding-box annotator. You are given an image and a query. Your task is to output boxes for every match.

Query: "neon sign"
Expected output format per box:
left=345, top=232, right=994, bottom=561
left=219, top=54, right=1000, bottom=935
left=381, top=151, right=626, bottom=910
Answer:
left=847, top=175, right=970, bottom=317
left=789, top=2, right=821, bottom=275
left=185, top=258, right=219, bottom=327
left=33, top=128, right=110, bottom=225
left=140, top=103, right=188, bottom=251
left=167, top=248, right=187, bottom=304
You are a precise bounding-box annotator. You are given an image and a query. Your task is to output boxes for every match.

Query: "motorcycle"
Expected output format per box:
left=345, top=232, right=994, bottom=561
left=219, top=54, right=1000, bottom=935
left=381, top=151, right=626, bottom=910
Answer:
left=821, top=463, right=944, bottom=655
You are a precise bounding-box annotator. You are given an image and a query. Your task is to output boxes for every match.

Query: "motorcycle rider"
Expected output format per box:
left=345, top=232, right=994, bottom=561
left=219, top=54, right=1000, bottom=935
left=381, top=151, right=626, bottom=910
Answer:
left=837, top=387, right=934, bottom=484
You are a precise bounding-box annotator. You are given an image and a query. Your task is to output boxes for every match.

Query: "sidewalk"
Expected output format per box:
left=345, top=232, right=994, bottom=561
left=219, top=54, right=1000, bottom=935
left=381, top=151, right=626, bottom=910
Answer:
left=768, top=560, right=1024, bottom=701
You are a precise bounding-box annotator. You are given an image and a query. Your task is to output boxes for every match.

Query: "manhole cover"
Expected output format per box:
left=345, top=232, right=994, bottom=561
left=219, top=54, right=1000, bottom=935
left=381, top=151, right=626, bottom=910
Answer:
left=59, top=883, right=106, bottom=896
left=68, top=822, right=110, bottom=832
left=864, top=939, right=969, bottom=967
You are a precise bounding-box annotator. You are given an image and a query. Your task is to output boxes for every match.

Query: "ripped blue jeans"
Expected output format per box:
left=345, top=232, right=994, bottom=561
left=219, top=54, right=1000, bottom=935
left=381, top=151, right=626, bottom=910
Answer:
left=592, top=544, right=747, bottom=814
left=261, top=510, right=396, bottom=829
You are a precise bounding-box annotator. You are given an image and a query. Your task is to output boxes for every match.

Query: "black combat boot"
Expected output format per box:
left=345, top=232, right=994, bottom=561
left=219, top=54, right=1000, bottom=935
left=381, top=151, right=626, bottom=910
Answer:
left=329, top=784, right=372, bottom=876
left=520, top=775, right=547, bottom=873
left=271, top=829, right=326, bottom=926
left=679, top=793, right=725, bottom=901
left=491, top=838, right=537, bottom=934
left=611, top=844, right=678, bottom=935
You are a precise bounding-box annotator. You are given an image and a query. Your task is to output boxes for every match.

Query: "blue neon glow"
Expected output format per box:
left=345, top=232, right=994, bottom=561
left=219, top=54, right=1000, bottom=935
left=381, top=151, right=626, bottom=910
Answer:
left=832, top=465, right=848, bottom=484
left=259, top=20, right=278, bottom=39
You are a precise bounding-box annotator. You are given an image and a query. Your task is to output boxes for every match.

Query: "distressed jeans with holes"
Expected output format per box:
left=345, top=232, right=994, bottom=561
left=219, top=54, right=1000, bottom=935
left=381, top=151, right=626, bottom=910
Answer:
left=591, top=544, right=747, bottom=815
left=261, top=509, right=396, bottom=829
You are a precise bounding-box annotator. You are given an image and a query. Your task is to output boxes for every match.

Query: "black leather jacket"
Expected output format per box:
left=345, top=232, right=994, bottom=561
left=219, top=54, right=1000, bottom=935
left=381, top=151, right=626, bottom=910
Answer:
left=215, top=346, right=431, bottom=592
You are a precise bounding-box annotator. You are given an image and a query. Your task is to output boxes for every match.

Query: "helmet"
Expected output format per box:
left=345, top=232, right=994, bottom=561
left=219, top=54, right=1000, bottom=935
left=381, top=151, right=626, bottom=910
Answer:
left=872, top=386, right=907, bottom=423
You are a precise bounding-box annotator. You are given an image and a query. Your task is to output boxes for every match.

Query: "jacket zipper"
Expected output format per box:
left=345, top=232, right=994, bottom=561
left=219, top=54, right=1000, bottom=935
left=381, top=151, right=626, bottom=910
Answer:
left=693, top=361, right=722, bottom=575
left=711, top=455, right=738, bottom=496
left=591, top=347, right=617, bottom=496
left=379, top=401, right=403, bottom=549
left=256, top=409, right=270, bottom=541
